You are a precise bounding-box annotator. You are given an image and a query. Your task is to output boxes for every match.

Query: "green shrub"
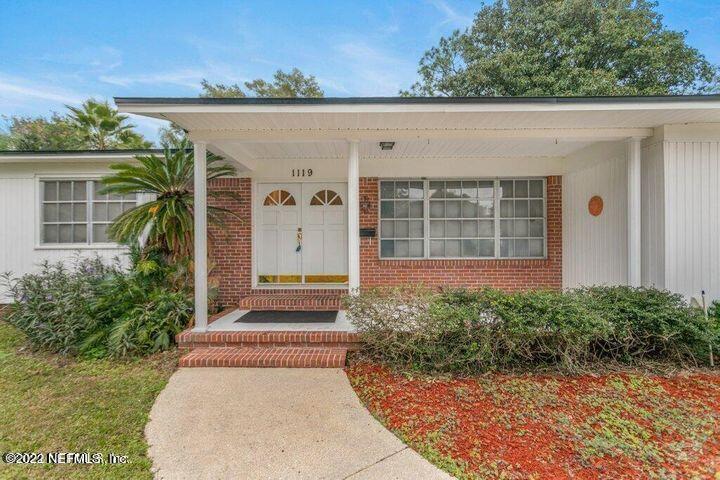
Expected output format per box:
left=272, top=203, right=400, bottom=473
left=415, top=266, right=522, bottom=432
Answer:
left=1, top=256, right=118, bottom=354
left=577, top=286, right=713, bottom=363
left=346, top=286, right=719, bottom=373
left=474, top=289, right=612, bottom=370
left=1, top=252, right=192, bottom=358
left=710, top=300, right=720, bottom=320
left=343, top=286, right=435, bottom=366
left=80, top=265, right=192, bottom=358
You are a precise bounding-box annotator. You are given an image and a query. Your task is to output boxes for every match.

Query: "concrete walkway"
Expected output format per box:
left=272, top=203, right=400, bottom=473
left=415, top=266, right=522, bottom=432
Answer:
left=146, top=368, right=453, bottom=480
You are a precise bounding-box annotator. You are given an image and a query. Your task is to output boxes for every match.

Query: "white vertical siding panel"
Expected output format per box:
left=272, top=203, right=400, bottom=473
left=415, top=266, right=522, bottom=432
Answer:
left=0, top=169, right=128, bottom=302
left=664, top=142, right=676, bottom=295
left=563, top=142, right=628, bottom=288
left=641, top=140, right=664, bottom=288
left=712, top=142, right=720, bottom=299
left=663, top=140, right=720, bottom=301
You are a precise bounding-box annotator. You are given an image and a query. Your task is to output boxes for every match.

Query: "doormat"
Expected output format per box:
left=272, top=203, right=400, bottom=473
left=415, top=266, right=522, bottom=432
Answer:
left=236, top=310, right=338, bottom=323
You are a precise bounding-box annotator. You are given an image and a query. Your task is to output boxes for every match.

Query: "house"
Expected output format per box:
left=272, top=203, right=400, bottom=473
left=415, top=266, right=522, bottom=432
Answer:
left=2, top=95, right=720, bottom=366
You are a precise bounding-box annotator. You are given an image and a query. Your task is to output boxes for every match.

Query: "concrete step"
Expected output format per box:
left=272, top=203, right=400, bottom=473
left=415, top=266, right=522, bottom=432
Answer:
left=238, top=294, right=343, bottom=311
left=177, top=330, right=362, bottom=351
left=179, top=346, right=347, bottom=368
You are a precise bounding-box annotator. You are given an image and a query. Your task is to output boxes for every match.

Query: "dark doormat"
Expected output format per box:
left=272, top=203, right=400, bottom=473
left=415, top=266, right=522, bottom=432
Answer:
left=236, top=310, right=338, bottom=323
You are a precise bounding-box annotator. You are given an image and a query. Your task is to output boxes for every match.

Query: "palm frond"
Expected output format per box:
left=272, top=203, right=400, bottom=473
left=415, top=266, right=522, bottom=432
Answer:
left=101, top=140, right=239, bottom=260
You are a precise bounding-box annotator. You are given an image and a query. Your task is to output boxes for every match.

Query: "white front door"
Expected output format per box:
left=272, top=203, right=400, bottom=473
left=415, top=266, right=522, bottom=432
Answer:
left=257, top=182, right=348, bottom=285
left=302, top=183, right=348, bottom=284
left=258, top=183, right=302, bottom=284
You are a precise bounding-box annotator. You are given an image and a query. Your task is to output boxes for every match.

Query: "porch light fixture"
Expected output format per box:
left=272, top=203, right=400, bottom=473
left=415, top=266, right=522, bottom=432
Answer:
left=379, top=141, right=395, bottom=151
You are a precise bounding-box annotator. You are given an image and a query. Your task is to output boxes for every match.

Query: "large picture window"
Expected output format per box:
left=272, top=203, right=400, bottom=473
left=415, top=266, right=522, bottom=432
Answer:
left=379, top=178, right=546, bottom=259
left=40, top=179, right=136, bottom=245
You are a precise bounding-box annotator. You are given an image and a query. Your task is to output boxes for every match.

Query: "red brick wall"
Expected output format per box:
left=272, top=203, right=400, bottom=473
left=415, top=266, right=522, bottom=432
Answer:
left=208, top=178, right=252, bottom=307
left=208, top=176, right=563, bottom=307
left=359, top=176, right=562, bottom=291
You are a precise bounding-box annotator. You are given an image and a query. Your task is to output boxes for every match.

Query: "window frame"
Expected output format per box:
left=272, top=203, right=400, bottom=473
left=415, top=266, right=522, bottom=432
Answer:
left=35, top=175, right=138, bottom=249
left=377, top=177, right=547, bottom=260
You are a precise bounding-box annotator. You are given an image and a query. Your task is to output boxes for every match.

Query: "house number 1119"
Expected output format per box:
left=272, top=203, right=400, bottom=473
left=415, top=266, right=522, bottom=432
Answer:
left=291, top=169, right=313, bottom=177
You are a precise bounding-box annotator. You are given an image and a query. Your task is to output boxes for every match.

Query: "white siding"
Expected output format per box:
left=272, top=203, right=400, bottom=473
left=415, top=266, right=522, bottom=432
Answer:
left=0, top=162, right=128, bottom=302
left=562, top=141, right=628, bottom=288
left=641, top=139, right=665, bottom=288
left=664, top=139, right=720, bottom=301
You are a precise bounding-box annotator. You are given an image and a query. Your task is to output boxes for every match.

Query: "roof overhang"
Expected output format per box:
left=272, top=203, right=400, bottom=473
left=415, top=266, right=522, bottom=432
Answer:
left=0, top=149, right=163, bottom=164
left=116, top=95, right=720, bottom=132
left=115, top=96, right=720, bottom=165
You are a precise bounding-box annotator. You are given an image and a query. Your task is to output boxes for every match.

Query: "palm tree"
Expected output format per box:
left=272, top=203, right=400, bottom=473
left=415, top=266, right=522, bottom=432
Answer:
left=67, top=99, right=150, bottom=150
left=99, top=139, right=237, bottom=260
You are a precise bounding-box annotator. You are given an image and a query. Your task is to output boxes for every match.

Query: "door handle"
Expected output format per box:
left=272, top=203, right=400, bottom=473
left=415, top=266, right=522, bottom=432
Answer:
left=296, top=227, right=302, bottom=252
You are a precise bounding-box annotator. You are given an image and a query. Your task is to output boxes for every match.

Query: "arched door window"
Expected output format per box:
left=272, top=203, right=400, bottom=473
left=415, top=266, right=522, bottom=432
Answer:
left=263, top=189, right=296, bottom=206
left=310, top=189, right=343, bottom=206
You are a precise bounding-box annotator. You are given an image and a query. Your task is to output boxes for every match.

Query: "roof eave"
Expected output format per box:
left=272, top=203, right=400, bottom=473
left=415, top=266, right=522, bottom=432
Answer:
left=115, top=95, right=720, bottom=115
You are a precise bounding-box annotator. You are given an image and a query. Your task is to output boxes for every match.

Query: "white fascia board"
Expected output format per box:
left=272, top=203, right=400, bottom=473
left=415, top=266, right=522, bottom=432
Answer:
left=0, top=153, right=140, bottom=164
left=118, top=101, right=720, bottom=115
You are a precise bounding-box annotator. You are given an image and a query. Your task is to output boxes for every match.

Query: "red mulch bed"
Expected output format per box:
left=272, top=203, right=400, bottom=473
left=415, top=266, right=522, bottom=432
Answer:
left=347, top=363, right=720, bottom=479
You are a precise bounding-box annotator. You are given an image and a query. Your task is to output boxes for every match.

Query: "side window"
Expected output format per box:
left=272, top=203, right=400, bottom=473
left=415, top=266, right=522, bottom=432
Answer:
left=40, top=179, right=136, bottom=245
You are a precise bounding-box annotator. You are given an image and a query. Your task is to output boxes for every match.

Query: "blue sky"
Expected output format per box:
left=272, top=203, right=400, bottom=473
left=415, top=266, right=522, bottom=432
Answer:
left=1, top=0, right=719, bottom=142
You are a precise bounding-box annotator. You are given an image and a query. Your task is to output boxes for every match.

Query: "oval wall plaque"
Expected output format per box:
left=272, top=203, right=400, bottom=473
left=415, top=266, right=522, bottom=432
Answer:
left=588, top=195, right=604, bottom=216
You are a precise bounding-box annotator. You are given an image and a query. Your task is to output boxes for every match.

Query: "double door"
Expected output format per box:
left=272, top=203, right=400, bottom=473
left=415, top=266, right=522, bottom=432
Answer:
left=257, top=182, right=348, bottom=285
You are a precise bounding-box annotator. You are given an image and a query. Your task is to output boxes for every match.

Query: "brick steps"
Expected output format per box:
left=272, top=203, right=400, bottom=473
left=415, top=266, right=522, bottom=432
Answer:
left=177, top=330, right=362, bottom=352
left=179, top=346, right=347, bottom=368
left=238, top=294, right=342, bottom=311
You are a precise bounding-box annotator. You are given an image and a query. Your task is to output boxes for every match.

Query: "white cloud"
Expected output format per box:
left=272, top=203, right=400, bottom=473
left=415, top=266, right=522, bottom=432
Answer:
left=0, top=74, right=85, bottom=106
left=316, top=77, right=351, bottom=95
left=40, top=46, right=123, bottom=73
left=427, top=0, right=473, bottom=28
left=332, top=42, right=416, bottom=96
left=0, top=73, right=166, bottom=143
left=99, top=69, right=206, bottom=89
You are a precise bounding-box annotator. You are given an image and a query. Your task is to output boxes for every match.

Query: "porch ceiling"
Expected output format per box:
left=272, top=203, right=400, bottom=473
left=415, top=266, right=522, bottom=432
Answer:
left=211, top=137, right=597, bottom=161
left=141, top=108, right=720, bottom=131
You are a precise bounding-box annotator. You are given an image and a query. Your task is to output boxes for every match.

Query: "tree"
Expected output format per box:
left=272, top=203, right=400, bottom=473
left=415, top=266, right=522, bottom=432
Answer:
left=404, top=0, right=719, bottom=97
left=200, top=68, right=324, bottom=98
left=199, top=80, right=246, bottom=98
left=157, top=123, right=188, bottom=149
left=0, top=114, right=86, bottom=150
left=100, top=139, right=237, bottom=260
left=67, top=99, right=152, bottom=150
left=167, top=68, right=325, bottom=145
left=0, top=129, right=11, bottom=150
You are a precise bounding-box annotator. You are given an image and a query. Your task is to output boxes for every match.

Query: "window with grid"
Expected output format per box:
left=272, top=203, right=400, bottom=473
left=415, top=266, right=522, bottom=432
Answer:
left=379, top=178, right=546, bottom=259
left=379, top=180, right=425, bottom=258
left=499, top=179, right=545, bottom=258
left=429, top=180, right=495, bottom=258
left=40, top=180, right=136, bottom=245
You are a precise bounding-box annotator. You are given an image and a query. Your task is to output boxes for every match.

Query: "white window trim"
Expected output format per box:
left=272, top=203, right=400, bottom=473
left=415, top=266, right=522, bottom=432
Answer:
left=377, top=177, right=548, bottom=260
left=34, top=174, right=136, bottom=250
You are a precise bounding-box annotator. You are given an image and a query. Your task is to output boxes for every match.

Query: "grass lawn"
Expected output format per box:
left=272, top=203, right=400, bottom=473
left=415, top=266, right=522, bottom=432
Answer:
left=0, top=321, right=177, bottom=480
left=348, top=363, right=720, bottom=480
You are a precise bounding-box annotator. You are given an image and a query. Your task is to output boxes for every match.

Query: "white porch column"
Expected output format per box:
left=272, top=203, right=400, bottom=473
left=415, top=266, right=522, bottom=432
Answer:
left=627, top=137, right=642, bottom=287
left=193, top=141, right=208, bottom=331
left=347, top=140, right=360, bottom=293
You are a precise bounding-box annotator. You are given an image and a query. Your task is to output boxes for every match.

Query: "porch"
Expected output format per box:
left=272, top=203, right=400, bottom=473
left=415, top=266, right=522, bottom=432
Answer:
left=175, top=309, right=360, bottom=367
left=115, top=96, right=720, bottom=367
